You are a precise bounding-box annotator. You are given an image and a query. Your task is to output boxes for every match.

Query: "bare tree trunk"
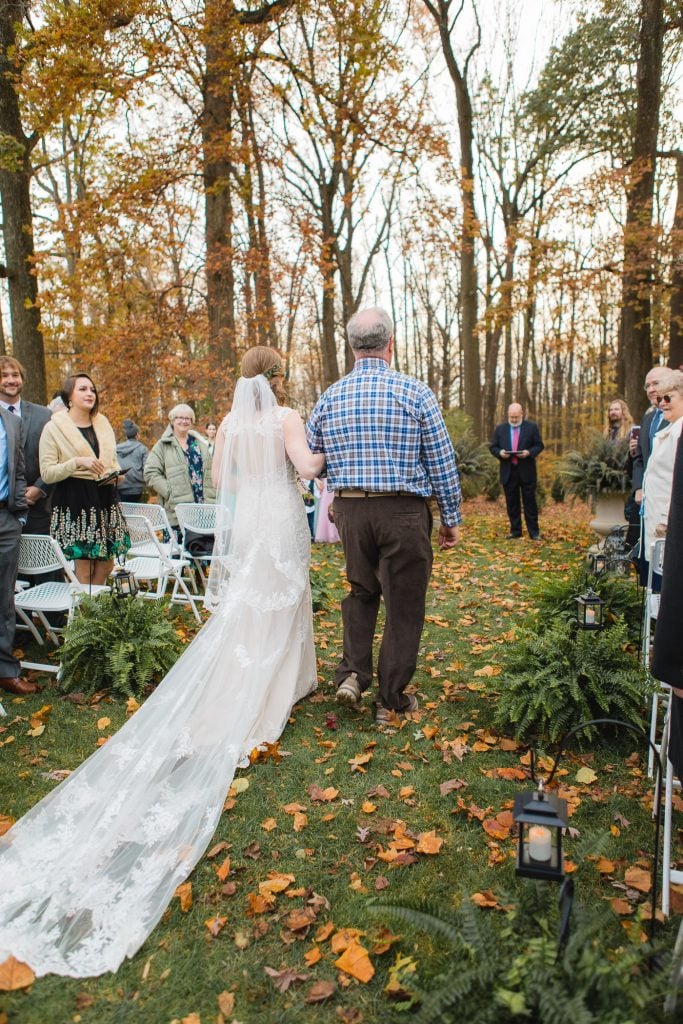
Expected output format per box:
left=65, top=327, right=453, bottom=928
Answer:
left=0, top=1, right=46, bottom=402
left=423, top=0, right=481, bottom=434
left=665, top=150, right=683, bottom=368
left=617, top=0, right=664, bottom=416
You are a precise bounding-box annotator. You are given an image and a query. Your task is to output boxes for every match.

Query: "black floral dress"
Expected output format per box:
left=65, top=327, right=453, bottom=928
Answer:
left=50, top=426, right=131, bottom=561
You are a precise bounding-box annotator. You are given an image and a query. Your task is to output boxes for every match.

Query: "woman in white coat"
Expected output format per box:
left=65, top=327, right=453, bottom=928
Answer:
left=641, top=368, right=683, bottom=586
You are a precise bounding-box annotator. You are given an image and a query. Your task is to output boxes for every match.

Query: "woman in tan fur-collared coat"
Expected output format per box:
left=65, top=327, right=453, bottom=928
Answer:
left=39, top=374, right=130, bottom=585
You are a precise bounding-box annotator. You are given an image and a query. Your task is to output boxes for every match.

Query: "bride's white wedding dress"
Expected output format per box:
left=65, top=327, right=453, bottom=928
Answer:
left=0, top=377, right=317, bottom=977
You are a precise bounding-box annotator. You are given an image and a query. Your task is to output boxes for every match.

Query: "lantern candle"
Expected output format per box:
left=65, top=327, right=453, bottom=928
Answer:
left=584, top=606, right=595, bottom=625
left=528, top=825, right=552, bottom=862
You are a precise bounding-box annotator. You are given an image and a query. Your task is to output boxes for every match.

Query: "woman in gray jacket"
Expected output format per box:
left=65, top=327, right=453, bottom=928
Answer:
left=144, top=404, right=216, bottom=528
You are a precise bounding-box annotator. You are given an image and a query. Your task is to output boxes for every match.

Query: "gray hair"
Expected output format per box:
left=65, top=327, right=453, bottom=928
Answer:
left=346, top=307, right=393, bottom=351
left=656, top=368, right=683, bottom=396
left=168, top=403, right=195, bottom=424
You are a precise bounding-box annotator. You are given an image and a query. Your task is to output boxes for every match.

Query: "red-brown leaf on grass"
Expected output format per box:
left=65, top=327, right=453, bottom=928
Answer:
left=611, top=898, right=633, bottom=915
left=334, top=940, right=375, bottom=982
left=206, top=840, right=231, bottom=859
left=204, top=915, right=227, bottom=937
left=264, top=966, right=310, bottom=992
left=670, top=885, right=683, bottom=915
left=304, top=979, right=336, bottom=1003
left=249, top=741, right=282, bottom=764
left=482, top=815, right=511, bottom=841
left=624, top=866, right=652, bottom=893
left=243, top=840, right=261, bottom=859
left=375, top=875, right=390, bottom=890
left=367, top=784, right=391, bottom=799
left=308, top=784, right=339, bottom=802
left=491, top=767, right=527, bottom=781
left=283, top=907, right=318, bottom=931
left=440, top=777, right=467, bottom=796
left=498, top=737, right=520, bottom=751
left=0, top=956, right=35, bottom=991
left=370, top=926, right=402, bottom=955
left=174, top=882, right=192, bottom=912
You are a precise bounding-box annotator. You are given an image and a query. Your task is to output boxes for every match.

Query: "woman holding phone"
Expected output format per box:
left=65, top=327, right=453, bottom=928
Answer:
left=39, top=373, right=130, bottom=584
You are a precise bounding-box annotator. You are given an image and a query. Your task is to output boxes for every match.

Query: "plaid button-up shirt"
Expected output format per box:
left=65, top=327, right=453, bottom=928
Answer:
left=306, top=358, right=462, bottom=527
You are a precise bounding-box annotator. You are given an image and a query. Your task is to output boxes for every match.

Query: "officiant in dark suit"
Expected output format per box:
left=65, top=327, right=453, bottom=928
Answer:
left=490, top=402, right=544, bottom=540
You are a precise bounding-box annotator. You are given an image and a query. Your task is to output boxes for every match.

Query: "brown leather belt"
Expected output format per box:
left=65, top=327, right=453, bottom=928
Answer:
left=335, top=489, right=421, bottom=499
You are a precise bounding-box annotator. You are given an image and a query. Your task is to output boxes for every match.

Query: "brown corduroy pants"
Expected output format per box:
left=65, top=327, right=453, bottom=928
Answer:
left=332, top=495, right=433, bottom=712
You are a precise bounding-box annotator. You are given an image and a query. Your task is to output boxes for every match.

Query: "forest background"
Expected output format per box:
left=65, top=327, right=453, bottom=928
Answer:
left=0, top=0, right=681, bottom=450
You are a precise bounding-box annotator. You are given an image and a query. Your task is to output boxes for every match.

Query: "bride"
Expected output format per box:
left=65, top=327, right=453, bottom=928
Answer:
left=0, top=347, right=325, bottom=978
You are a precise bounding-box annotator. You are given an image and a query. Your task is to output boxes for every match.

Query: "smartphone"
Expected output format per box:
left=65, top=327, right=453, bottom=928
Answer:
left=630, top=425, right=641, bottom=442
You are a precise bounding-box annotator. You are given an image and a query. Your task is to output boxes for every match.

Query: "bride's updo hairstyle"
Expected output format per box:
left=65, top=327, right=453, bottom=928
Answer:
left=240, top=346, right=287, bottom=406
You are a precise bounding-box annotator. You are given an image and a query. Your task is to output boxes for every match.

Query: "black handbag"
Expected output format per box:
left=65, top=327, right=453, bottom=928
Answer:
left=184, top=529, right=214, bottom=558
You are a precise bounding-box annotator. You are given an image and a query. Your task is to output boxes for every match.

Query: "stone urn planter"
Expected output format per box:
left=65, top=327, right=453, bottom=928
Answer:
left=589, top=492, right=628, bottom=537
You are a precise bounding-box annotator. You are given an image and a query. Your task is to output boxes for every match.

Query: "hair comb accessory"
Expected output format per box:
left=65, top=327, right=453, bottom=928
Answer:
left=263, top=364, right=282, bottom=380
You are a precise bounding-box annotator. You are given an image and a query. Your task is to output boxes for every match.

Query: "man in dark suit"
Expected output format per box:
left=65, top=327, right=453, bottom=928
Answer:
left=0, top=356, right=52, bottom=534
left=631, top=365, right=667, bottom=505
left=0, top=403, right=36, bottom=695
left=490, top=402, right=544, bottom=540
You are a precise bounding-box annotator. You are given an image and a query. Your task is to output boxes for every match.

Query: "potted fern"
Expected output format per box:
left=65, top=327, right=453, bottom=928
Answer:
left=560, top=435, right=630, bottom=536
left=59, top=593, right=183, bottom=699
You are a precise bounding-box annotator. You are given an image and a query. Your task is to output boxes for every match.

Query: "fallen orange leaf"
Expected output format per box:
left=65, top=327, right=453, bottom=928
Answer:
left=625, top=866, right=651, bottom=893
left=204, top=915, right=227, bottom=937
left=304, top=945, right=322, bottom=966
left=261, top=818, right=278, bottom=832
left=174, top=882, right=192, bottom=912
left=0, top=956, right=35, bottom=991
left=416, top=830, right=443, bottom=854
left=334, top=940, right=375, bottom=983
left=293, top=812, right=308, bottom=832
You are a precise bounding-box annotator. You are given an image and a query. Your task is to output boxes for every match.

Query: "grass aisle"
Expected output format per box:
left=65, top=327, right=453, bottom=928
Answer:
left=0, top=499, right=679, bottom=1023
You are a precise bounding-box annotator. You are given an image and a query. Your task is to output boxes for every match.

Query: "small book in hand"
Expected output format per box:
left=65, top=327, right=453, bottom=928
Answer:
left=97, top=470, right=120, bottom=487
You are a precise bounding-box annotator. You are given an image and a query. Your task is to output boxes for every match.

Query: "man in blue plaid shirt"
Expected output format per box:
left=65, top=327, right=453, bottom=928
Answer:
left=306, top=307, right=461, bottom=725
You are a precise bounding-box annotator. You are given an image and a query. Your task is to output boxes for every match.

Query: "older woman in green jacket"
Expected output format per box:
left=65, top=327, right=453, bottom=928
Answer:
left=144, top=403, right=216, bottom=528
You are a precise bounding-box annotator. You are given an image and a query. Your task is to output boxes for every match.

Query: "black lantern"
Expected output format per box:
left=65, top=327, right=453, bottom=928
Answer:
left=592, top=552, right=607, bottom=576
left=109, top=564, right=139, bottom=599
left=513, top=781, right=568, bottom=882
left=574, top=587, right=605, bottom=630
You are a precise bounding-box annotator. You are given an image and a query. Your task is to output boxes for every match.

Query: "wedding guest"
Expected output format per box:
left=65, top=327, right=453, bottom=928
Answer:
left=314, top=480, right=340, bottom=543
left=640, top=369, right=683, bottom=586
left=144, top=404, right=216, bottom=529
left=0, top=356, right=52, bottom=535
left=603, top=398, right=633, bottom=443
left=205, top=421, right=217, bottom=456
left=39, top=373, right=129, bottom=586
left=116, top=420, right=148, bottom=504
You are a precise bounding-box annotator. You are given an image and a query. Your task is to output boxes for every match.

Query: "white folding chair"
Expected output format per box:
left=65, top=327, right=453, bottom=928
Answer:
left=14, top=534, right=109, bottom=673
left=644, top=538, right=667, bottom=777
left=657, top=690, right=683, bottom=916
left=120, top=502, right=182, bottom=559
left=174, top=503, right=217, bottom=587
left=124, top=516, right=202, bottom=623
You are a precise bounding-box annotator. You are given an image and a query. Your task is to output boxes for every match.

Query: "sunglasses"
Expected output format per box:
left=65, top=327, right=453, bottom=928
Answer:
left=659, top=395, right=675, bottom=404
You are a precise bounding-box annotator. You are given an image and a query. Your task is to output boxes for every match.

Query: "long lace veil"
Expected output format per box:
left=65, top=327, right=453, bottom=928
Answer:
left=0, top=374, right=316, bottom=977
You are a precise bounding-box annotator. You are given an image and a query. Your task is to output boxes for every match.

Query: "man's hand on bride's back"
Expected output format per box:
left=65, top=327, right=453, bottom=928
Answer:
left=438, top=525, right=460, bottom=550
